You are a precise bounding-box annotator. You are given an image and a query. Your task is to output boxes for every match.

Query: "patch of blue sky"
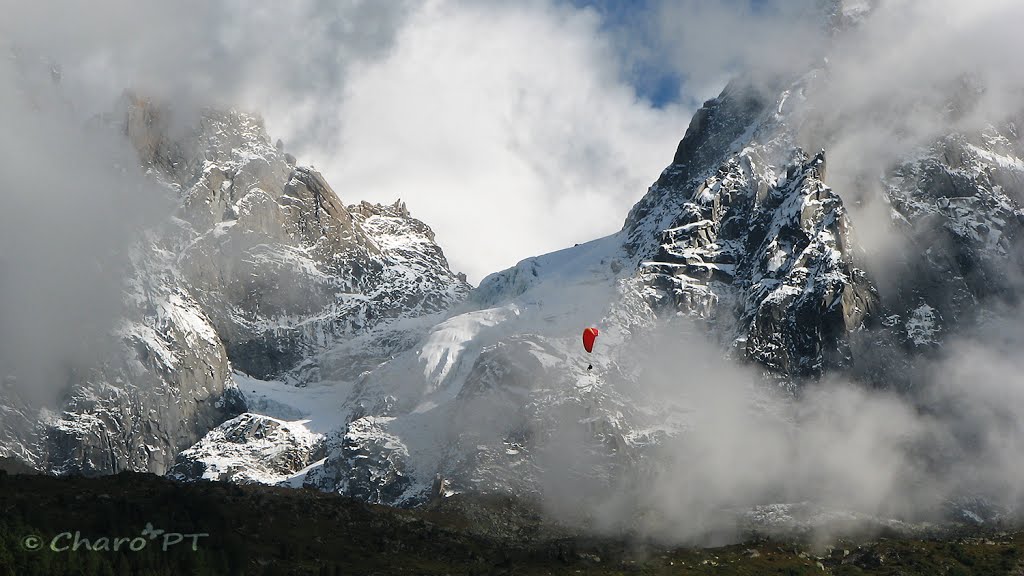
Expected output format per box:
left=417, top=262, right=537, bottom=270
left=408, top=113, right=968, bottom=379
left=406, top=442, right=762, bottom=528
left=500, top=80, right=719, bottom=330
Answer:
left=563, top=0, right=680, bottom=108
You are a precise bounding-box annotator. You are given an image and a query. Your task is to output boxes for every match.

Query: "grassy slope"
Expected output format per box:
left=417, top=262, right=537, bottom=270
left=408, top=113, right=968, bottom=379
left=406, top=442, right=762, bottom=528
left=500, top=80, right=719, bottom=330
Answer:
left=0, top=470, right=1022, bottom=575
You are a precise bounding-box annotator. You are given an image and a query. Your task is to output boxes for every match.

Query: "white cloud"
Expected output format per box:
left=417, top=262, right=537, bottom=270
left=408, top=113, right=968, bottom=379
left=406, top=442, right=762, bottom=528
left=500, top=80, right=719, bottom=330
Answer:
left=291, top=0, right=691, bottom=283
left=646, top=0, right=828, bottom=105
left=0, top=52, right=168, bottom=404
left=3, top=0, right=695, bottom=285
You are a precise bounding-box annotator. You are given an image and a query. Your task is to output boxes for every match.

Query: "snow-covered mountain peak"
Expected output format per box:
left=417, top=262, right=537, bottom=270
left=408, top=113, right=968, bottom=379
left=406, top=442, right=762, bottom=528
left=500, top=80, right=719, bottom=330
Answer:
left=116, top=96, right=472, bottom=380
left=2, top=92, right=471, bottom=480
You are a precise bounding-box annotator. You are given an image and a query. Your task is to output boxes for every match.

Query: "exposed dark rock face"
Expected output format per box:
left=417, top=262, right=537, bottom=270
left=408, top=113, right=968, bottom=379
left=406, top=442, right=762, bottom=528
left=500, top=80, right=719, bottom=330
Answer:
left=882, top=131, right=1024, bottom=331
left=633, top=144, right=878, bottom=381
left=623, top=80, right=775, bottom=260
left=615, top=75, right=883, bottom=385
left=617, top=70, right=1024, bottom=388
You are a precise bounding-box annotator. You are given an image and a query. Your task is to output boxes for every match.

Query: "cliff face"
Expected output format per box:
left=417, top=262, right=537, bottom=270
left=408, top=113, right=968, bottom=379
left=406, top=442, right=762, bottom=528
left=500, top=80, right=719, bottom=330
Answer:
left=0, top=91, right=470, bottom=477
left=129, top=100, right=470, bottom=383
left=631, top=144, right=878, bottom=381
left=41, top=287, right=241, bottom=475
left=617, top=67, right=1024, bottom=388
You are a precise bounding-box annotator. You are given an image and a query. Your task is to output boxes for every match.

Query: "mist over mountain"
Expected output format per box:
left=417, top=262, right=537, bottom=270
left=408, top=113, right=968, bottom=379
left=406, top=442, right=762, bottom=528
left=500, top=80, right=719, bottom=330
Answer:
left=3, top=0, right=1024, bottom=550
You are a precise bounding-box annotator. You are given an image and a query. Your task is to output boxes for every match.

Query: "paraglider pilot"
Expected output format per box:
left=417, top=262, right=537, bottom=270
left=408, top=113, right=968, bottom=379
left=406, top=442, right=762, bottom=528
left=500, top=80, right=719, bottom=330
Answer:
left=582, top=327, right=599, bottom=371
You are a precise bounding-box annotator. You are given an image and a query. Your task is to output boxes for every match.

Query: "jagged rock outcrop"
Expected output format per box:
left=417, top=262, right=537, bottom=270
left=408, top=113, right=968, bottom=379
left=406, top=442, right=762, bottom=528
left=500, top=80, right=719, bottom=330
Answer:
left=302, top=418, right=415, bottom=504
left=40, top=287, right=243, bottom=475
left=882, top=130, right=1024, bottom=332
left=168, top=412, right=324, bottom=484
left=618, top=67, right=1024, bottom=386
left=631, top=143, right=879, bottom=381
left=623, top=79, right=776, bottom=261
left=123, top=98, right=470, bottom=381
left=616, top=75, right=882, bottom=384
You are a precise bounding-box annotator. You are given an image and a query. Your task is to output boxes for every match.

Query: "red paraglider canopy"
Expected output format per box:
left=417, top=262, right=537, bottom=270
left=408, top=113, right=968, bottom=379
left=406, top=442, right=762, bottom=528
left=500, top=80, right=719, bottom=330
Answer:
left=582, top=327, right=599, bottom=353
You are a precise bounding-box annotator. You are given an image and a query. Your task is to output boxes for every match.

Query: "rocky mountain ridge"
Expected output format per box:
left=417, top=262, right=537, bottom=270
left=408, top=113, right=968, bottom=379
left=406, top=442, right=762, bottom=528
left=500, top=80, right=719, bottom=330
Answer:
left=168, top=60, right=1024, bottom=526
left=0, top=91, right=470, bottom=479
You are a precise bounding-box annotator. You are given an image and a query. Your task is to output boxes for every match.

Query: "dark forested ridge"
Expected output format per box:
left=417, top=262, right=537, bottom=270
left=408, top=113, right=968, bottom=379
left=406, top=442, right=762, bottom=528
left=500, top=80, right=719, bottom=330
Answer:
left=1, top=469, right=1023, bottom=575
